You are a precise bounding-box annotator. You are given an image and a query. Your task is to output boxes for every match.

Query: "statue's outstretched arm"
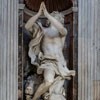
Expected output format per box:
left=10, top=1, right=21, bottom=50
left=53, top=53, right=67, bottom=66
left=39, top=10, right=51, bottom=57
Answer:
left=25, top=2, right=43, bottom=30
left=42, top=2, right=67, bottom=37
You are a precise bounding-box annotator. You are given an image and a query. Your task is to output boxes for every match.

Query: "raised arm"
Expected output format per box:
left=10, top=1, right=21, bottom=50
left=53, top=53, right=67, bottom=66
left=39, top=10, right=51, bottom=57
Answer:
left=25, top=2, right=43, bottom=30
left=42, top=2, right=67, bottom=37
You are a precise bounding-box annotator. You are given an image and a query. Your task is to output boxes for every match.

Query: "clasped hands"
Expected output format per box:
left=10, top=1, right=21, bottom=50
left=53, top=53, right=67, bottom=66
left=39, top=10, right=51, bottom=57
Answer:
left=37, top=2, right=49, bottom=17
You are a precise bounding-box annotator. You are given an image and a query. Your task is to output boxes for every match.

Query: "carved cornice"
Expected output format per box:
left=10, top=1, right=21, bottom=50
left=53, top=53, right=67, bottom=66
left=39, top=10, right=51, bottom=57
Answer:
left=24, top=6, right=78, bottom=18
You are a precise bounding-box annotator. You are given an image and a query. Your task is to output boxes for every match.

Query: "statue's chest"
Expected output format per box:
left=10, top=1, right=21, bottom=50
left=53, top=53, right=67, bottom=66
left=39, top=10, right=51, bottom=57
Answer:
left=42, top=26, right=59, bottom=38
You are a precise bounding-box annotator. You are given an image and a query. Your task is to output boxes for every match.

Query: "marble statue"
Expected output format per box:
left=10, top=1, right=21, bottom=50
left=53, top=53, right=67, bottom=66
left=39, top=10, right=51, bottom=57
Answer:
left=25, top=2, right=75, bottom=100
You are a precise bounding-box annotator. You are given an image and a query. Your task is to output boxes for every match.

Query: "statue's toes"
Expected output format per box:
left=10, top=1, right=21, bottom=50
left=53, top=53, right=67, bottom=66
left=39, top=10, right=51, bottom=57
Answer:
left=70, top=70, right=76, bottom=76
left=66, top=70, right=76, bottom=77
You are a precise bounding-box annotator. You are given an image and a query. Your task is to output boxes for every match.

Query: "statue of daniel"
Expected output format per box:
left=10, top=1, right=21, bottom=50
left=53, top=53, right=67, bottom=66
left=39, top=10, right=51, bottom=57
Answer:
left=25, top=2, right=75, bottom=100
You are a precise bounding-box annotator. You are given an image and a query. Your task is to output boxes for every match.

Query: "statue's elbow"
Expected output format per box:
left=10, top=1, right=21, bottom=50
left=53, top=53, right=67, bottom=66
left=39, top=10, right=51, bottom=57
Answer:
left=25, top=24, right=29, bottom=30
left=60, top=28, right=67, bottom=37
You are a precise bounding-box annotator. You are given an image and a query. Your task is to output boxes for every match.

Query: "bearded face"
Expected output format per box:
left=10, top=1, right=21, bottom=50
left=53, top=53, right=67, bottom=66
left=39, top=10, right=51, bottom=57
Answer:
left=25, top=86, right=34, bottom=95
left=41, top=18, right=51, bottom=28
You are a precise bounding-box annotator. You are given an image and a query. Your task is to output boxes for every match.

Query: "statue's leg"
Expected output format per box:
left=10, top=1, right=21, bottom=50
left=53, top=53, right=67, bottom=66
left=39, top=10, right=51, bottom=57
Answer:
left=32, top=69, right=55, bottom=100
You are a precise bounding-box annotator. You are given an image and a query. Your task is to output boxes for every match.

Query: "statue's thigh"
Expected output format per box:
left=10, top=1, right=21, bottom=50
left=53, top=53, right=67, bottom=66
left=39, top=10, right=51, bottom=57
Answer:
left=44, top=69, right=55, bottom=83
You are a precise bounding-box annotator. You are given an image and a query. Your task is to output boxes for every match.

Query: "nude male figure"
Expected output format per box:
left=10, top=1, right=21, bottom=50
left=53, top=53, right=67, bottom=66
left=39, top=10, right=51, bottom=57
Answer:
left=25, top=2, right=75, bottom=100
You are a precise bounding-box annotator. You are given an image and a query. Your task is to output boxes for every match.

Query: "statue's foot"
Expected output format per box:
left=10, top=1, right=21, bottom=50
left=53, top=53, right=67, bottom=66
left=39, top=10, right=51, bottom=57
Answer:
left=67, top=70, right=76, bottom=76
left=64, top=76, right=71, bottom=80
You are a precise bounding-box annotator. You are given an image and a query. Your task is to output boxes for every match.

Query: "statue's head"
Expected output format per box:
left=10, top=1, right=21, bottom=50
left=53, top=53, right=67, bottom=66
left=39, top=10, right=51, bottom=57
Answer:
left=25, top=76, right=35, bottom=96
left=51, top=11, right=64, bottom=24
left=41, top=18, right=51, bottom=28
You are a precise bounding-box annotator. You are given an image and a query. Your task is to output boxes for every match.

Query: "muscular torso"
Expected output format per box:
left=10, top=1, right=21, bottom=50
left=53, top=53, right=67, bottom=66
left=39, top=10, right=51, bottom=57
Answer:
left=41, top=25, right=66, bottom=64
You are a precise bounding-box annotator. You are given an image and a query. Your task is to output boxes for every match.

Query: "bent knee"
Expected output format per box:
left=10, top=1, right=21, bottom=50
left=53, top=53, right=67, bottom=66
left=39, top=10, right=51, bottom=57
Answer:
left=44, top=69, right=55, bottom=83
left=45, top=79, right=54, bottom=83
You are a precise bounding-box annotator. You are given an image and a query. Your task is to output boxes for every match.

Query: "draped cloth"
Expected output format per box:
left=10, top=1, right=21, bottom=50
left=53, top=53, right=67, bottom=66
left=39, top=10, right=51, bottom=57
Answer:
left=28, top=23, right=44, bottom=66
